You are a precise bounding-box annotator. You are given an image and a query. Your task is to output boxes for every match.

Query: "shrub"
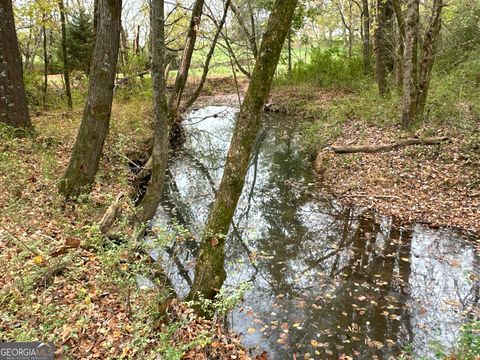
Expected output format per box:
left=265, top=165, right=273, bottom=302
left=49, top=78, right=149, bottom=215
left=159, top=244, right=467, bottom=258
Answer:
left=282, top=47, right=364, bottom=88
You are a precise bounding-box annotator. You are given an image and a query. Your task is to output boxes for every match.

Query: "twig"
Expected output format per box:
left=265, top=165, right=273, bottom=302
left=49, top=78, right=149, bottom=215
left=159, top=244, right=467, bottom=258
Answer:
left=341, top=194, right=401, bottom=199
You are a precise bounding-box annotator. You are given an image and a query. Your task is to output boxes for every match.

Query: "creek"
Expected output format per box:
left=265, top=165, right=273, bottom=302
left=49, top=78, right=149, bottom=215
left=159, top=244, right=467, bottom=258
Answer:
left=150, top=106, right=479, bottom=359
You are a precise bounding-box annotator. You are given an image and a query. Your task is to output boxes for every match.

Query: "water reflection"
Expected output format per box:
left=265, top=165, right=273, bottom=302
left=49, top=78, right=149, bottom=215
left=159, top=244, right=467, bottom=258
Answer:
left=154, top=106, right=479, bottom=359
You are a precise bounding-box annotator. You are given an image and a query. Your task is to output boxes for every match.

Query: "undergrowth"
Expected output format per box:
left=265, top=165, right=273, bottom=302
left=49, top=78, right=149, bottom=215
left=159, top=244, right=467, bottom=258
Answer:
left=295, top=47, right=480, bottom=158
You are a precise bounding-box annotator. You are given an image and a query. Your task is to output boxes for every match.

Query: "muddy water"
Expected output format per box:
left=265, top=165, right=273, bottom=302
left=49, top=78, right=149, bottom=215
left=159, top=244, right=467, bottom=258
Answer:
left=153, top=106, right=479, bottom=359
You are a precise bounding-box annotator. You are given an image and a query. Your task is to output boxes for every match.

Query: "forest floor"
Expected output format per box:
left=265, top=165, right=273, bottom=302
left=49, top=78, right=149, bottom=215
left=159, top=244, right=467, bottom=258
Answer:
left=1, top=75, right=478, bottom=359
left=0, top=80, right=256, bottom=359
left=267, top=84, right=480, bottom=236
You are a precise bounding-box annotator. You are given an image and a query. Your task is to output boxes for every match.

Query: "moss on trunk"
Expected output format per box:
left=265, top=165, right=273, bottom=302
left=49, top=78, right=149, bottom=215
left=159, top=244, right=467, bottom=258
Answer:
left=187, top=0, right=299, bottom=305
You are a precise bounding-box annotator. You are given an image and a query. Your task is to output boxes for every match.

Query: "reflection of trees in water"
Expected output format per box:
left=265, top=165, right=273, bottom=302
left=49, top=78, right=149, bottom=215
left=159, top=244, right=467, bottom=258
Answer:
left=230, top=125, right=419, bottom=358
left=157, top=110, right=479, bottom=359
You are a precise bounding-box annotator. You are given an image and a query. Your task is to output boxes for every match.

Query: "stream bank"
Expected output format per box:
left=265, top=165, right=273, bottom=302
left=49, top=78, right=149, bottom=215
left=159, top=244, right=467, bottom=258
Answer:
left=155, top=105, right=480, bottom=359
left=264, top=84, right=480, bottom=236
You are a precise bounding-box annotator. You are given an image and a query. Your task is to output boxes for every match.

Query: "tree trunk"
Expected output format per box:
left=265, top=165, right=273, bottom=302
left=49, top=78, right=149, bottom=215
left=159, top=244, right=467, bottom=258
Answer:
left=181, top=0, right=231, bottom=111
left=93, top=0, right=99, bottom=36
left=59, top=0, right=73, bottom=110
left=133, top=25, right=140, bottom=55
left=247, top=0, right=258, bottom=57
left=230, top=1, right=258, bottom=58
left=135, top=0, right=170, bottom=223
left=375, top=0, right=394, bottom=95
left=348, top=0, right=353, bottom=59
left=168, top=0, right=205, bottom=112
left=59, top=0, right=122, bottom=198
left=0, top=0, right=32, bottom=131
left=392, top=0, right=406, bottom=88
left=120, top=25, right=129, bottom=67
left=42, top=18, right=48, bottom=110
left=288, top=30, right=293, bottom=78
left=361, top=0, right=371, bottom=74
left=417, top=0, right=443, bottom=116
left=401, top=0, right=419, bottom=129
left=187, top=0, right=299, bottom=304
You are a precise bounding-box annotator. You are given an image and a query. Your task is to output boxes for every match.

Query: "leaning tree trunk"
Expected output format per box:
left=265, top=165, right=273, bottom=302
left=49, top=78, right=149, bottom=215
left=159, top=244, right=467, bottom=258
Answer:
left=0, top=0, right=32, bottom=131
left=135, top=0, right=170, bottom=223
left=417, top=0, right=443, bottom=116
left=59, top=0, right=73, bottom=110
left=187, top=0, right=299, bottom=304
left=181, top=0, right=231, bottom=111
left=401, top=0, right=419, bottom=129
left=168, top=0, right=205, bottom=112
left=59, top=0, right=122, bottom=198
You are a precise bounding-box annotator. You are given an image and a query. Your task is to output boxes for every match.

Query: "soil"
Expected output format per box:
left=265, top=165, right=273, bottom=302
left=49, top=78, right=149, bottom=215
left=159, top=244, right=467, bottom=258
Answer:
left=266, top=85, right=480, bottom=236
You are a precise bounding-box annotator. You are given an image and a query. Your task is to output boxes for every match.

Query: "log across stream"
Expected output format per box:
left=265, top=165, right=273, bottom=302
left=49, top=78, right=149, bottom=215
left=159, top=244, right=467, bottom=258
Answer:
left=146, top=106, right=479, bottom=359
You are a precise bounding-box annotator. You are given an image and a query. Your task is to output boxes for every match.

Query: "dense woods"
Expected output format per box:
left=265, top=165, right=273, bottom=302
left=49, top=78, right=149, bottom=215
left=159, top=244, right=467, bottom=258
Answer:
left=1, top=0, right=479, bottom=358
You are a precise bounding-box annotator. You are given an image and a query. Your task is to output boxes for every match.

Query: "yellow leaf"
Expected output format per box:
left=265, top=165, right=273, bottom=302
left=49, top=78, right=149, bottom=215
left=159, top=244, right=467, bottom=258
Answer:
left=34, top=256, right=44, bottom=265
left=247, top=327, right=256, bottom=334
left=311, top=339, right=318, bottom=347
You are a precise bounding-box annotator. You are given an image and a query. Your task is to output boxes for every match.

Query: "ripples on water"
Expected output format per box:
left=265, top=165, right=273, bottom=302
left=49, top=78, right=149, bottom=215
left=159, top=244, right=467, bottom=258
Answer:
left=151, top=106, right=479, bottom=359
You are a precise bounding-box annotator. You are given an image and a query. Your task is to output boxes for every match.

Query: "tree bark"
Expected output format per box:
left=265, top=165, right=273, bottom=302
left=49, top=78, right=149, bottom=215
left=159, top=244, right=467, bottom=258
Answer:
left=375, top=0, right=394, bottom=95
left=417, top=0, right=443, bottom=116
left=181, top=0, right=231, bottom=111
left=42, top=16, right=48, bottom=110
left=401, top=0, right=419, bottom=128
left=187, top=0, right=299, bottom=304
left=59, top=0, right=122, bottom=198
left=288, top=30, right=293, bottom=78
left=0, top=0, right=32, bottom=131
left=361, top=0, right=371, bottom=74
left=120, top=25, right=129, bottom=67
left=135, top=0, right=170, bottom=223
left=392, top=0, right=406, bottom=88
left=230, top=1, right=258, bottom=58
left=168, top=0, right=205, bottom=113
left=59, top=0, right=73, bottom=110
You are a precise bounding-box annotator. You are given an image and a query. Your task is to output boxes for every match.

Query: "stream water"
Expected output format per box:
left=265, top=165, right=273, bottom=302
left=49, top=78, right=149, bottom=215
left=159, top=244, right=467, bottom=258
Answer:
left=151, top=106, right=479, bottom=359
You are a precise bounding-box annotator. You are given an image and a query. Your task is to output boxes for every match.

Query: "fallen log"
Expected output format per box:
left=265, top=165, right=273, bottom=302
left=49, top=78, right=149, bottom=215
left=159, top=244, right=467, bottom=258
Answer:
left=331, top=136, right=450, bottom=154
left=99, top=192, right=125, bottom=235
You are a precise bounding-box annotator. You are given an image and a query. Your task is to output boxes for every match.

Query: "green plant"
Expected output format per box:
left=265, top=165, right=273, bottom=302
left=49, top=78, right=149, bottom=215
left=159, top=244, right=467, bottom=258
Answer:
left=448, top=321, right=480, bottom=360
left=278, top=47, right=364, bottom=88
left=189, top=282, right=252, bottom=318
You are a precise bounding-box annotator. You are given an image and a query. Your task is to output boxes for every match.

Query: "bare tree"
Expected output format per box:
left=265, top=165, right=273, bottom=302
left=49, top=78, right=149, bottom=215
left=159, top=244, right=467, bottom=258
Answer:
left=0, top=0, right=32, bottom=131
left=59, top=0, right=122, bottom=198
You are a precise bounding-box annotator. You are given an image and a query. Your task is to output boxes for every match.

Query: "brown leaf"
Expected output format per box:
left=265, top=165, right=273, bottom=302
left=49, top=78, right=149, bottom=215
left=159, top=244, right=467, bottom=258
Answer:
left=210, top=237, right=219, bottom=247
